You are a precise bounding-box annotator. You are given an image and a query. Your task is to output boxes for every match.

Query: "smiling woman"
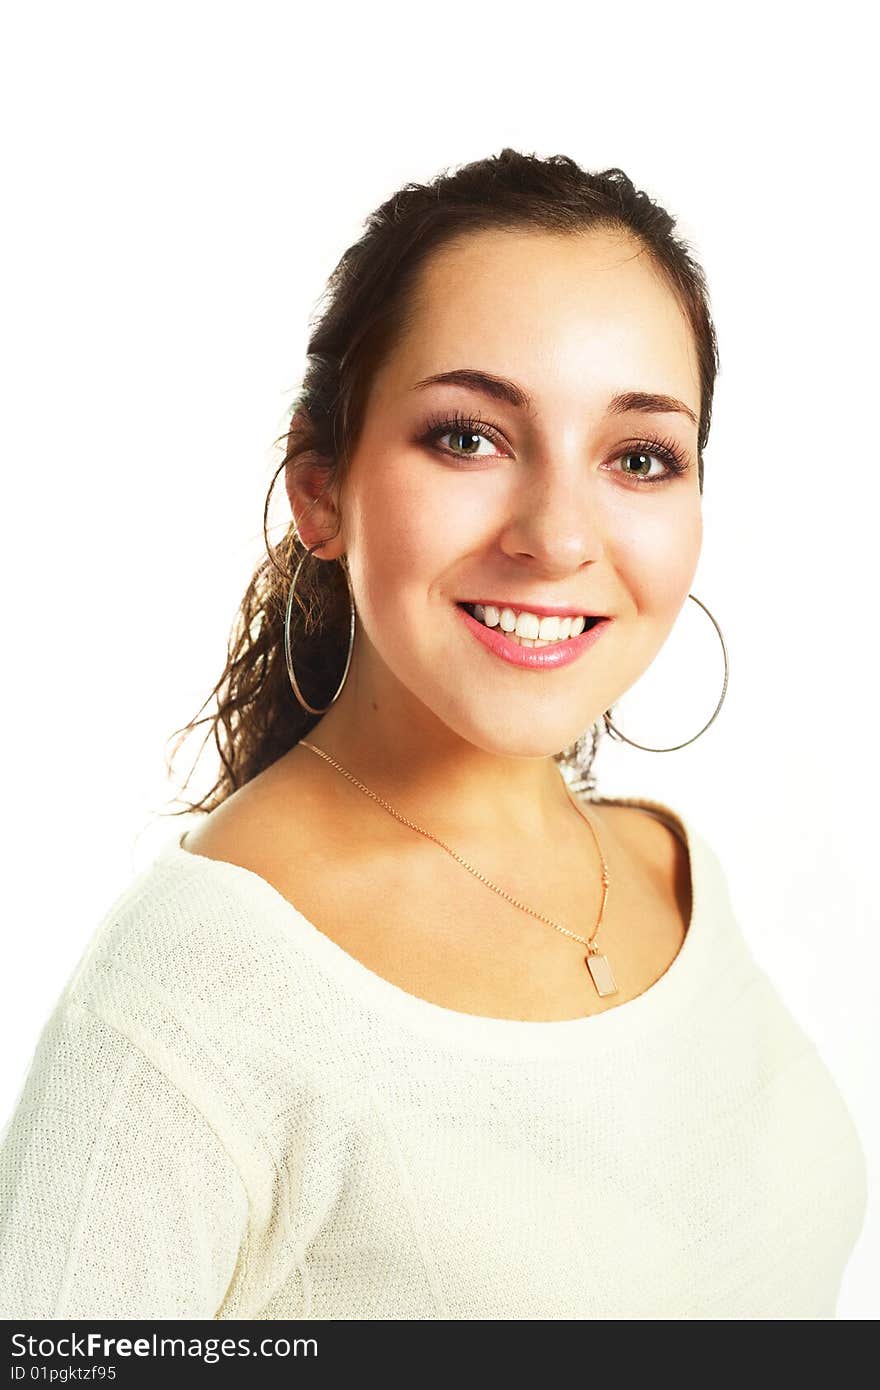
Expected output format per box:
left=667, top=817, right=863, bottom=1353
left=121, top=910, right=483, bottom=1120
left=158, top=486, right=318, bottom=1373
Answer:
left=0, top=149, right=867, bottom=1322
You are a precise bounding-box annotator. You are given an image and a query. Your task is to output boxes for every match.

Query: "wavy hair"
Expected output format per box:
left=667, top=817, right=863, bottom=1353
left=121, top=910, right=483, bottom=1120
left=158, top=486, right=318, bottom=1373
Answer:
left=165, top=148, right=720, bottom=816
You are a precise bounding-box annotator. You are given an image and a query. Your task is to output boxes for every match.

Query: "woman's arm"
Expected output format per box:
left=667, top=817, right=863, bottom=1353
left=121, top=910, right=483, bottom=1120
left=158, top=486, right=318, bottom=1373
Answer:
left=0, top=998, right=249, bottom=1320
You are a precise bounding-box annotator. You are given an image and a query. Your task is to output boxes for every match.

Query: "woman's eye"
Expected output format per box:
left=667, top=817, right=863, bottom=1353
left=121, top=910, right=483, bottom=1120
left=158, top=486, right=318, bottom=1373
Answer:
left=419, top=414, right=508, bottom=461
left=617, top=450, right=667, bottom=481
left=609, top=443, right=688, bottom=485
left=433, top=428, right=502, bottom=459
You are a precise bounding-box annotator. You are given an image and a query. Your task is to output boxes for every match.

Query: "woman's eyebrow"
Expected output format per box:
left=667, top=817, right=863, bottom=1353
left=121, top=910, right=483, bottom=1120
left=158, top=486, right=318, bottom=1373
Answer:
left=411, top=368, right=698, bottom=428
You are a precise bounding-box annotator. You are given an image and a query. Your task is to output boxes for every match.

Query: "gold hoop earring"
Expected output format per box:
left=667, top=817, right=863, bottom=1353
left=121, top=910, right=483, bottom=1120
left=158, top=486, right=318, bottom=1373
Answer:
left=559, top=593, right=729, bottom=795
left=284, top=548, right=356, bottom=716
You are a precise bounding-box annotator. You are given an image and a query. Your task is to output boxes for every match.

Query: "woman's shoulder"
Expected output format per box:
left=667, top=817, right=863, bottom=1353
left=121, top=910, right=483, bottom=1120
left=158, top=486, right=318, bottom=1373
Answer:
left=589, top=792, right=692, bottom=910
left=177, top=744, right=358, bottom=869
left=65, top=766, right=325, bottom=1030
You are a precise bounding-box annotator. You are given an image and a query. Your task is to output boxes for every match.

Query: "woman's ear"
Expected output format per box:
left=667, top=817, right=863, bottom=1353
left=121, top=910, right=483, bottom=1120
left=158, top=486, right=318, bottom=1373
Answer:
left=284, top=408, right=345, bottom=561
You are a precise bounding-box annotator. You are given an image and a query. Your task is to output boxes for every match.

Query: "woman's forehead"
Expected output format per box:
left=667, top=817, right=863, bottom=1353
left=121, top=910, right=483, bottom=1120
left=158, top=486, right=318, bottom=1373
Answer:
left=382, top=231, right=699, bottom=418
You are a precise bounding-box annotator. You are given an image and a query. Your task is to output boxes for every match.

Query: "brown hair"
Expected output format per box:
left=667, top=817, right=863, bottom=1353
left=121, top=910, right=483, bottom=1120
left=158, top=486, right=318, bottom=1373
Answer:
left=165, top=148, right=720, bottom=817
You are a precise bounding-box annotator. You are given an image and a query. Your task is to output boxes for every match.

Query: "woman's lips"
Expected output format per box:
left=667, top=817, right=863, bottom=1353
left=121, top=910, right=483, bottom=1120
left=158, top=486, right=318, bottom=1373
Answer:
left=455, top=602, right=611, bottom=669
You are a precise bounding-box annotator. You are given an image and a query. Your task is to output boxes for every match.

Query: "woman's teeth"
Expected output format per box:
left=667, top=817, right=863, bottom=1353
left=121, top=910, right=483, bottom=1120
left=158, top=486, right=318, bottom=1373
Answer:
left=466, top=603, right=594, bottom=647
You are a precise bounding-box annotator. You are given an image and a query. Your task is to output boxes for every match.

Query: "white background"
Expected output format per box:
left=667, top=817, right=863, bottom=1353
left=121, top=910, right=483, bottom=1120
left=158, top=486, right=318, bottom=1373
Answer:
left=1, top=0, right=876, bottom=1318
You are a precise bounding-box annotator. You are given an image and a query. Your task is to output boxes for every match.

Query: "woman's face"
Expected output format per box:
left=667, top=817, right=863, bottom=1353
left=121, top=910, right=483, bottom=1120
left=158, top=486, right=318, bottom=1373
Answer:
left=302, top=227, right=703, bottom=762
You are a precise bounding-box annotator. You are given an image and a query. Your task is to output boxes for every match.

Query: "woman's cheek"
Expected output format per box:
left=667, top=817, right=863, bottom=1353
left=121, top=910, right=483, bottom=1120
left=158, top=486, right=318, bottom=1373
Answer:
left=607, top=496, right=702, bottom=618
left=359, top=466, right=486, bottom=597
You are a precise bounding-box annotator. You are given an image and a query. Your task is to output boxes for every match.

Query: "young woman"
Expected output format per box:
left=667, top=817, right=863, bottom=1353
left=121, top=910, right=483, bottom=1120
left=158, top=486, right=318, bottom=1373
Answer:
left=0, top=150, right=867, bottom=1320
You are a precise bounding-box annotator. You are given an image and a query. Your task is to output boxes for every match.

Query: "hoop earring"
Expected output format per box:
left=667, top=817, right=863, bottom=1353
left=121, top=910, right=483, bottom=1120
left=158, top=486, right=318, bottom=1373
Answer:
left=559, top=593, right=729, bottom=795
left=284, top=548, right=356, bottom=716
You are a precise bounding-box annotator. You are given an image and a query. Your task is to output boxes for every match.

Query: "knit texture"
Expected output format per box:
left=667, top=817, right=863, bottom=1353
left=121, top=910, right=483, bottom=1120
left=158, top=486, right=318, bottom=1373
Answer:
left=0, top=792, right=867, bottom=1320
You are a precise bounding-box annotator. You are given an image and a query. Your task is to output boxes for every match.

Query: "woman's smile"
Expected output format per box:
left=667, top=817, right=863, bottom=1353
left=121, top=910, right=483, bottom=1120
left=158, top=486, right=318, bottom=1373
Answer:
left=455, top=600, right=613, bottom=670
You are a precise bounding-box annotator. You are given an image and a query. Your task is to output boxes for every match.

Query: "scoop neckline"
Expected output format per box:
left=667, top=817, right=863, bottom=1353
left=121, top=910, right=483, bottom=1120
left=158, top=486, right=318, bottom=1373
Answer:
left=161, top=789, right=712, bottom=1060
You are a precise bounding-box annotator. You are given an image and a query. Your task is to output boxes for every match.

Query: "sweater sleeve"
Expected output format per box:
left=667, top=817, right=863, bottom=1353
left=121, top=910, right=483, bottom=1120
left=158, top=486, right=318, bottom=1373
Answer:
left=0, top=997, right=250, bottom=1321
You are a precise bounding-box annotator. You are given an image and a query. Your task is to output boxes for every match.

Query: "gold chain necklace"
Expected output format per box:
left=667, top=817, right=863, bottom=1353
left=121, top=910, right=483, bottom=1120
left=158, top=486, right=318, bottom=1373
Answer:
left=298, top=739, right=619, bottom=998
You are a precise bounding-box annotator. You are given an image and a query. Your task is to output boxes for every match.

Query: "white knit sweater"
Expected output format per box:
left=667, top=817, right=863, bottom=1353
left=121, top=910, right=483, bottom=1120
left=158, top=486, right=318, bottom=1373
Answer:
left=0, top=794, right=867, bottom=1321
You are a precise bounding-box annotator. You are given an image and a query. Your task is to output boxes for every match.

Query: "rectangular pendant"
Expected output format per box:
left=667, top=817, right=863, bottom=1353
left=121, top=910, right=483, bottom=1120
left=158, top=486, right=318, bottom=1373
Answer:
left=586, top=952, right=618, bottom=997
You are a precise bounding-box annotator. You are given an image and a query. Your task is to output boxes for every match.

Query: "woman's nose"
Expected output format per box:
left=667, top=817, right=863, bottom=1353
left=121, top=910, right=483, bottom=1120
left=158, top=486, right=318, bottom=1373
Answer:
left=497, top=469, right=606, bottom=575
